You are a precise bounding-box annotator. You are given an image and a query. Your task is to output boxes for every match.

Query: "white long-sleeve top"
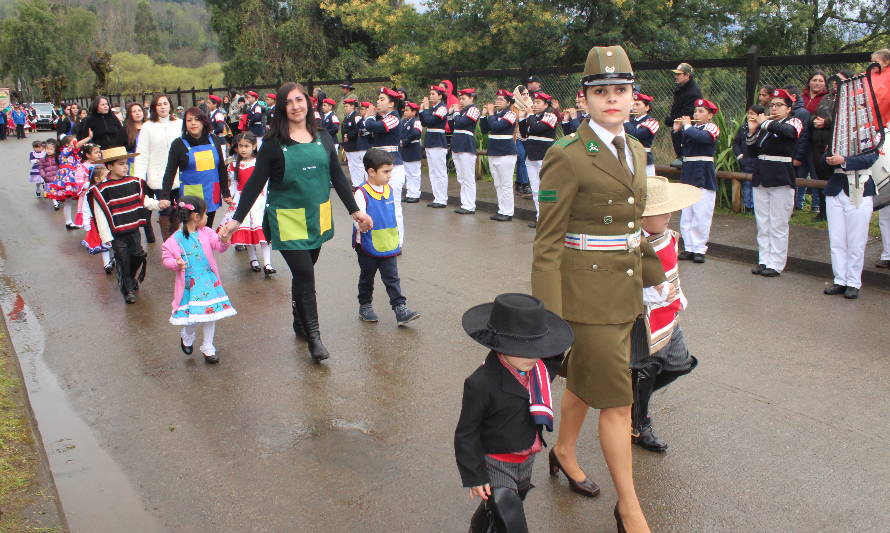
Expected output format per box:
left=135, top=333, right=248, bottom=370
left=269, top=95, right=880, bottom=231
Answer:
left=133, top=116, right=183, bottom=191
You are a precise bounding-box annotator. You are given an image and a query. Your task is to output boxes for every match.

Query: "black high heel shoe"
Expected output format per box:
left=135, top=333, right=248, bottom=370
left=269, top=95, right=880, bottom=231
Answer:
left=614, top=503, right=626, bottom=533
left=548, top=449, right=600, bottom=497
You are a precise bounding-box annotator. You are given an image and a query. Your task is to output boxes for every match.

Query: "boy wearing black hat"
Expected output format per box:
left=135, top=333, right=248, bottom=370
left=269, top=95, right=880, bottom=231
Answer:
left=456, top=293, right=572, bottom=533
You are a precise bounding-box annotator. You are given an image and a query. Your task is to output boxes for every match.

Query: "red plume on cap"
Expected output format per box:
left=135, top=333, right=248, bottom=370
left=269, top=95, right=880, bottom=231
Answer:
left=496, top=89, right=514, bottom=99
left=207, top=95, right=222, bottom=104
left=634, top=92, right=653, bottom=103
left=405, top=101, right=420, bottom=111
left=323, top=98, right=336, bottom=106
left=380, top=87, right=402, bottom=99
left=694, top=98, right=718, bottom=113
left=458, top=88, right=477, bottom=96
left=429, top=85, right=448, bottom=93
left=533, top=92, right=553, bottom=102
left=771, top=89, right=797, bottom=103
left=343, top=98, right=357, bottom=105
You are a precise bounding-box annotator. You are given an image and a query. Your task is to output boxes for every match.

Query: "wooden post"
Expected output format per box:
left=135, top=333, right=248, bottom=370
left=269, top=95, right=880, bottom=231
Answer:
left=731, top=179, right=742, bottom=212
left=191, top=86, right=197, bottom=107
left=745, top=45, right=760, bottom=109
left=176, top=88, right=182, bottom=108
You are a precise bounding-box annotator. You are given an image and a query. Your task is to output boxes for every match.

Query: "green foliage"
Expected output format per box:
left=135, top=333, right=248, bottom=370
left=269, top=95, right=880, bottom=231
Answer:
left=107, top=52, right=224, bottom=94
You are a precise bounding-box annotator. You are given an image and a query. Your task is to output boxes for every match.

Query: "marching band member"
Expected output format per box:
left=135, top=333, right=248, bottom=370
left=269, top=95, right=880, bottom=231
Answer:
left=265, top=93, right=277, bottom=123
left=419, top=84, right=450, bottom=208
left=245, top=91, right=265, bottom=146
left=480, top=89, right=518, bottom=221
left=207, top=95, right=228, bottom=139
left=624, top=92, right=659, bottom=176
left=671, top=98, right=720, bottom=263
left=518, top=91, right=558, bottom=228
left=449, top=88, right=480, bottom=214
left=561, top=89, right=588, bottom=136
left=364, top=87, right=407, bottom=245
left=309, top=96, right=322, bottom=122
left=747, top=89, right=804, bottom=277
left=341, top=98, right=366, bottom=187
left=400, top=101, right=424, bottom=203
left=320, top=98, right=340, bottom=151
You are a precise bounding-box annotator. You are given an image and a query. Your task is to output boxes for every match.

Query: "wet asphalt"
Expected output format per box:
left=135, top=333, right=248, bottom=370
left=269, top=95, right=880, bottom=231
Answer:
left=0, top=138, right=888, bottom=533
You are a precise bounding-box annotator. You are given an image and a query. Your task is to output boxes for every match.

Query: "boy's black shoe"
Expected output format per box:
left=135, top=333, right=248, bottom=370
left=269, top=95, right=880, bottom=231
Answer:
left=454, top=208, right=475, bottom=214
left=490, top=214, right=512, bottom=221
left=427, top=202, right=446, bottom=208
left=404, top=197, right=420, bottom=203
left=844, top=287, right=860, bottom=299
left=692, top=253, right=706, bottom=263
left=678, top=251, right=694, bottom=260
left=394, top=304, right=420, bottom=326
left=632, top=425, right=669, bottom=452
left=359, top=304, right=379, bottom=322
left=751, top=264, right=766, bottom=275
left=760, top=268, right=780, bottom=277
left=823, top=283, right=846, bottom=295
left=527, top=222, right=537, bottom=229
left=124, top=291, right=137, bottom=304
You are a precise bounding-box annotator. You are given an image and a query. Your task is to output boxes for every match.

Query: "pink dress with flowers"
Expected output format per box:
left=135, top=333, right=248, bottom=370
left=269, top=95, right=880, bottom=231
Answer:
left=167, top=228, right=236, bottom=325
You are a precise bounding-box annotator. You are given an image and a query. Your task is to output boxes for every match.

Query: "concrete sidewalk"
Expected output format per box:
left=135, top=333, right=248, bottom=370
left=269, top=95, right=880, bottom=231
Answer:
left=412, top=171, right=890, bottom=288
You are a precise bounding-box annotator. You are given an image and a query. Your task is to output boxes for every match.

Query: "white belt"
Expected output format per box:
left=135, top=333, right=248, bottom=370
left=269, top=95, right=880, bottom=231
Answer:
left=644, top=147, right=652, bottom=153
left=454, top=130, right=474, bottom=135
left=489, top=134, right=513, bottom=140
left=758, top=155, right=792, bottom=163
left=376, top=145, right=399, bottom=152
left=527, top=136, right=554, bottom=142
left=564, top=230, right=642, bottom=252
left=426, top=128, right=445, bottom=133
left=408, top=140, right=420, bottom=144
left=683, top=156, right=713, bottom=162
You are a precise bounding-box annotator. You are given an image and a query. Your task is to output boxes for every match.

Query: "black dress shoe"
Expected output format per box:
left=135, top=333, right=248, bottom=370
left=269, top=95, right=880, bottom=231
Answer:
left=454, top=208, right=475, bottom=214
left=124, top=291, right=137, bottom=304
left=528, top=222, right=537, bottom=229
left=489, top=214, right=512, bottom=221
left=203, top=353, right=219, bottom=364
left=876, top=259, right=890, bottom=269
left=823, top=283, right=846, bottom=295
left=844, top=287, right=860, bottom=299
left=692, top=253, right=706, bottom=263
left=760, top=268, right=780, bottom=277
left=752, top=264, right=766, bottom=275
left=404, top=197, right=420, bottom=203
left=678, top=251, right=694, bottom=260
left=264, top=265, right=277, bottom=276
left=548, top=449, right=600, bottom=497
left=427, top=202, right=446, bottom=208
left=632, top=425, right=669, bottom=452
left=180, top=339, right=193, bottom=355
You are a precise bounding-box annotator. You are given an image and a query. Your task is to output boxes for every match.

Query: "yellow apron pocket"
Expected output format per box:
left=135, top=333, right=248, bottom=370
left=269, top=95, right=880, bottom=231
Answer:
left=319, top=200, right=332, bottom=234
left=183, top=183, right=204, bottom=199
left=277, top=208, right=308, bottom=241
left=371, top=227, right=399, bottom=253
left=194, top=149, right=215, bottom=172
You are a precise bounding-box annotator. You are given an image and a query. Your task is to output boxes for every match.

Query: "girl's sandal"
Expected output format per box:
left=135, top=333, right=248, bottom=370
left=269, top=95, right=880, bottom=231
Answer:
left=249, top=259, right=261, bottom=272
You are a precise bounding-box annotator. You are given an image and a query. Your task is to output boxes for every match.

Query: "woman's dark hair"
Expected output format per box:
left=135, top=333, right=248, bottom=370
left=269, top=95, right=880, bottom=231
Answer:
left=266, top=82, right=318, bottom=144
left=88, top=96, right=109, bottom=115
left=233, top=132, right=257, bottom=165
left=176, top=195, right=207, bottom=238
left=807, top=70, right=826, bottom=89
left=124, top=102, right=145, bottom=148
left=60, top=134, right=76, bottom=147
left=761, top=85, right=776, bottom=94
left=149, top=93, right=173, bottom=123
left=181, top=107, right=211, bottom=137
left=747, top=104, right=766, bottom=114
left=80, top=143, right=100, bottom=162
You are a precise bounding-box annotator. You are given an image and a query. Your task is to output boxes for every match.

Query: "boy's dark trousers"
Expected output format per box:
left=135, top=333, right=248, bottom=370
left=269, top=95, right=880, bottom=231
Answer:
left=0, top=122, right=6, bottom=140
left=356, top=251, right=405, bottom=307
left=111, top=230, right=147, bottom=296
left=15, top=124, right=24, bottom=139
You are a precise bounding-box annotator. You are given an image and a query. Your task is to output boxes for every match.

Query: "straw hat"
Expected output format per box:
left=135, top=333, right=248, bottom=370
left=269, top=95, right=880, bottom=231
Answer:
left=98, top=146, right=137, bottom=163
left=642, top=176, right=702, bottom=216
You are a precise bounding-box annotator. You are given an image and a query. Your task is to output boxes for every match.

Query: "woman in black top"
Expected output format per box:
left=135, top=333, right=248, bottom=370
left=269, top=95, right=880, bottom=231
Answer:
left=220, top=82, right=372, bottom=362
left=78, top=96, right=124, bottom=149
left=56, top=103, right=80, bottom=139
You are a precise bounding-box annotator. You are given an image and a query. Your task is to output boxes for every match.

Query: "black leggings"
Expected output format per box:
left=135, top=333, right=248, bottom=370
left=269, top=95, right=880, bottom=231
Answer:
left=280, top=248, right=322, bottom=295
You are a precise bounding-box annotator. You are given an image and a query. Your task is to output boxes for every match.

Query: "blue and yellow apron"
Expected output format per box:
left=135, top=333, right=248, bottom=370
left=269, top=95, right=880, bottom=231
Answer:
left=178, top=135, right=222, bottom=212
left=353, top=182, right=400, bottom=257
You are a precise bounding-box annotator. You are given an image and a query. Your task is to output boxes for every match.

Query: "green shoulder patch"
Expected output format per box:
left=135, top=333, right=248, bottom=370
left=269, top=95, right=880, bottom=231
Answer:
left=585, top=140, right=600, bottom=153
left=553, top=134, right=578, bottom=148
left=539, top=189, right=558, bottom=203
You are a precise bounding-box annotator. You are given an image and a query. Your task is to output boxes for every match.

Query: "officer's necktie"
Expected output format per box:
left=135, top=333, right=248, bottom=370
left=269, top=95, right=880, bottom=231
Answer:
left=612, top=136, right=630, bottom=177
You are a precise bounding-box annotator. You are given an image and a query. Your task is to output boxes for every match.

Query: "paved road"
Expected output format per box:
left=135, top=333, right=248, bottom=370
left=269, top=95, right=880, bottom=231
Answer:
left=1, top=138, right=888, bottom=533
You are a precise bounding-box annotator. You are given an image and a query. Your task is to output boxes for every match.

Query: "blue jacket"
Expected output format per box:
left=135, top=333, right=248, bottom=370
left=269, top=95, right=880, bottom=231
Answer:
left=790, top=100, right=811, bottom=162
left=672, top=122, right=720, bottom=190
left=341, top=111, right=361, bottom=152
left=400, top=116, right=423, bottom=162
left=479, top=110, right=518, bottom=157
left=748, top=117, right=803, bottom=188
left=321, top=112, right=340, bottom=142
left=364, top=111, right=403, bottom=165
left=247, top=102, right=265, bottom=137
left=449, top=105, right=479, bottom=154
left=823, top=151, right=879, bottom=197
left=624, top=114, right=659, bottom=166
left=419, top=103, right=448, bottom=149
left=519, top=111, right=557, bottom=161
left=12, top=110, right=27, bottom=125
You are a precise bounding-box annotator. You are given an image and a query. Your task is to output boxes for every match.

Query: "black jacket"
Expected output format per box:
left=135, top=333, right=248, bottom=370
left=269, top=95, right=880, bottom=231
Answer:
left=161, top=133, right=230, bottom=201
left=78, top=112, right=124, bottom=149
left=454, top=350, right=563, bottom=488
left=664, top=78, right=702, bottom=127
left=748, top=117, right=802, bottom=188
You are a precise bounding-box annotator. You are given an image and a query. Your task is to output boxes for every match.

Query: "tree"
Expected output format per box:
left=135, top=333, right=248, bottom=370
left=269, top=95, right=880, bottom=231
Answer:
left=134, top=0, right=162, bottom=59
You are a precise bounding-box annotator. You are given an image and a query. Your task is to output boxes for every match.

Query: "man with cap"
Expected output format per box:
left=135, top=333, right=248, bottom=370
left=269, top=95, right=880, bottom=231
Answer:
left=265, top=93, right=277, bottom=123
left=419, top=84, right=450, bottom=208
left=624, top=91, right=659, bottom=176
left=664, top=63, right=702, bottom=157
left=400, top=100, right=424, bottom=202
left=341, top=98, right=366, bottom=187
left=449, top=88, right=480, bottom=214
left=320, top=97, right=341, bottom=151
left=337, top=82, right=356, bottom=116
left=532, top=44, right=664, bottom=533
left=480, top=89, right=519, bottom=221
left=245, top=90, right=265, bottom=145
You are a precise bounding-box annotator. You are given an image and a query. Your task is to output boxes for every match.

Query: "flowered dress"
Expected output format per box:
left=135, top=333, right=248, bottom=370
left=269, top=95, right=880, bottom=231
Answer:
left=169, top=230, right=237, bottom=325
left=47, top=145, right=79, bottom=201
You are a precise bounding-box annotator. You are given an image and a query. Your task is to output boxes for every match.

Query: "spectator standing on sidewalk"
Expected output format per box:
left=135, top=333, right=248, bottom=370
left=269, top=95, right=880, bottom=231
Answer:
left=782, top=85, right=812, bottom=213
left=663, top=63, right=702, bottom=158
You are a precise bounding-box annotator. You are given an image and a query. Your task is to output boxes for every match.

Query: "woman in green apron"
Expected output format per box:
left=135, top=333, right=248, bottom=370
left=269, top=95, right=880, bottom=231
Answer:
left=161, top=107, right=231, bottom=226
left=220, top=82, right=372, bottom=362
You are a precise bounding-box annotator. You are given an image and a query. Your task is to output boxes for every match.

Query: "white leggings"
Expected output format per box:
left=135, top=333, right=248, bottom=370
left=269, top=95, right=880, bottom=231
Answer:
left=63, top=202, right=74, bottom=225
left=247, top=243, right=272, bottom=266
left=181, top=322, right=217, bottom=356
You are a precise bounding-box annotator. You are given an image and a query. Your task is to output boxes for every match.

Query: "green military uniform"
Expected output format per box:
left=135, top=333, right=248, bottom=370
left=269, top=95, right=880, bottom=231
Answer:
left=531, top=46, right=665, bottom=409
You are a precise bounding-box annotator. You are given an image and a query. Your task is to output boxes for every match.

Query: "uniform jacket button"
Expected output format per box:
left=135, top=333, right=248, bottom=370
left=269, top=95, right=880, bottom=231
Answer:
left=592, top=264, right=598, bottom=270
left=608, top=199, right=613, bottom=204
left=627, top=197, right=635, bottom=204
left=626, top=268, right=634, bottom=276
left=627, top=221, right=635, bottom=229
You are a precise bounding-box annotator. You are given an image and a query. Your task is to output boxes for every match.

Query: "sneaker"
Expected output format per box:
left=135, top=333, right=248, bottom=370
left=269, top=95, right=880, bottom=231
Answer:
left=359, top=304, right=379, bottom=322
left=394, top=304, right=420, bottom=326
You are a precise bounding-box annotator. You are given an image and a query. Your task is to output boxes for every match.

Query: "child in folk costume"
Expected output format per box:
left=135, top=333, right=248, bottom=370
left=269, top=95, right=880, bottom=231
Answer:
left=222, top=132, right=275, bottom=275
left=90, top=146, right=170, bottom=304
left=671, top=98, right=720, bottom=263
left=455, top=293, right=572, bottom=533
left=50, top=134, right=93, bottom=229
left=320, top=98, right=340, bottom=151
left=28, top=140, right=46, bottom=197
left=80, top=166, right=114, bottom=274
left=74, top=144, right=102, bottom=227
left=363, top=88, right=407, bottom=245
left=480, top=89, right=519, bottom=222
left=162, top=196, right=236, bottom=364
left=518, top=92, right=558, bottom=228
left=341, top=98, right=367, bottom=187
left=624, top=91, right=659, bottom=176
left=449, top=88, right=480, bottom=215
left=419, top=84, right=450, bottom=208
left=631, top=177, right=702, bottom=452
left=400, top=101, right=423, bottom=203
left=38, top=139, right=60, bottom=208
left=352, top=149, right=420, bottom=325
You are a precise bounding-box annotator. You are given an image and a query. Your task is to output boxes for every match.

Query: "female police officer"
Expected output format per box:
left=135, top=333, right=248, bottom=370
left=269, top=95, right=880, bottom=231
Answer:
left=532, top=46, right=665, bottom=533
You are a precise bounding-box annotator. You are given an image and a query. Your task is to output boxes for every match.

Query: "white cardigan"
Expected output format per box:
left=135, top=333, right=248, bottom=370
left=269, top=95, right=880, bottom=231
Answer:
left=133, top=117, right=183, bottom=191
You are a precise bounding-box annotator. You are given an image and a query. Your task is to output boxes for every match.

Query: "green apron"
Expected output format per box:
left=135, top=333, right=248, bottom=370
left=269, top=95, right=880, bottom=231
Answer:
left=264, top=140, right=334, bottom=250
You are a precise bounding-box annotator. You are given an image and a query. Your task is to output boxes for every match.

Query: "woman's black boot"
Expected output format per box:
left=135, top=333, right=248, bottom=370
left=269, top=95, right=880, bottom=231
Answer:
left=295, top=291, right=329, bottom=361
left=291, top=299, right=307, bottom=340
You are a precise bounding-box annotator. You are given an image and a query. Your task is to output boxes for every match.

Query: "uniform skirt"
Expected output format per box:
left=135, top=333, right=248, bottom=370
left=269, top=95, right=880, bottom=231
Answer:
left=559, top=321, right=634, bottom=409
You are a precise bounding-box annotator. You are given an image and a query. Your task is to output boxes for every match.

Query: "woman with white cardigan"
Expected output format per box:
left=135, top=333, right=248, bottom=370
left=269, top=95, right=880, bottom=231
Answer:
left=134, top=93, right=184, bottom=241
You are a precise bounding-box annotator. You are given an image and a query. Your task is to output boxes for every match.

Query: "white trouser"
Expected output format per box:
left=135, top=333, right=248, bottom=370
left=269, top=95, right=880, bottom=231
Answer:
left=646, top=163, right=656, bottom=177
left=526, top=159, right=543, bottom=219
left=181, top=321, right=217, bottom=356
left=679, top=188, right=716, bottom=254
left=63, top=202, right=73, bottom=225
left=390, top=164, right=406, bottom=246
left=426, top=147, right=449, bottom=204
left=826, top=192, right=873, bottom=288
left=404, top=160, right=422, bottom=199
left=346, top=151, right=367, bottom=188
left=452, top=152, right=477, bottom=211
left=753, top=186, right=795, bottom=272
left=879, top=206, right=890, bottom=260
left=489, top=155, right=517, bottom=216
left=256, top=135, right=263, bottom=150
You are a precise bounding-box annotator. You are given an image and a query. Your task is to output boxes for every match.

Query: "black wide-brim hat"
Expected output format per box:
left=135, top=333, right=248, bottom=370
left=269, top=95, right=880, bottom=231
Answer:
left=462, top=293, right=574, bottom=359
